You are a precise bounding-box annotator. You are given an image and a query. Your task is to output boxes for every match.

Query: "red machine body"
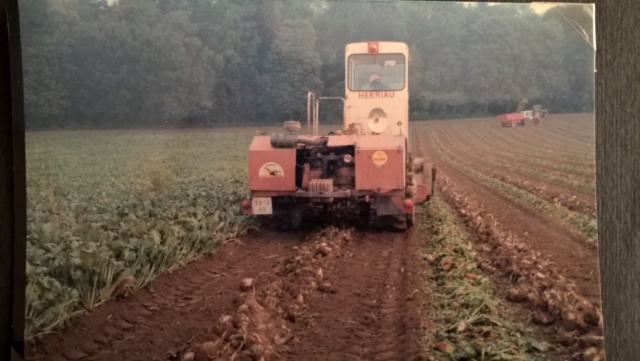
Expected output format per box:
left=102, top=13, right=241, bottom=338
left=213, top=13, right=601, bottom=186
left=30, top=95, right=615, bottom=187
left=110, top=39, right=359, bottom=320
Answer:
left=497, top=99, right=547, bottom=127
left=497, top=112, right=527, bottom=127
left=241, top=41, right=436, bottom=230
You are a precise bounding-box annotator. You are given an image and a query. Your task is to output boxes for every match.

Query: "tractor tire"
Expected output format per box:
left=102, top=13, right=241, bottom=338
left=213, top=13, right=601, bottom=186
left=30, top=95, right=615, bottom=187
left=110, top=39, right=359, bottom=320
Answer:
left=424, top=162, right=436, bottom=202
left=412, top=158, right=425, bottom=173
left=358, top=202, right=372, bottom=229
left=430, top=165, right=436, bottom=201
left=278, top=203, right=302, bottom=230
left=406, top=213, right=414, bottom=228
left=392, top=215, right=408, bottom=231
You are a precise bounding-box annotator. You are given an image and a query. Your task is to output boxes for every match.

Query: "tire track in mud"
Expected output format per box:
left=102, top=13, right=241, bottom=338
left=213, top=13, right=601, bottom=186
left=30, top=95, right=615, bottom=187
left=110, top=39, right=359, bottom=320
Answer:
left=363, top=233, right=417, bottom=361
left=412, top=127, right=605, bottom=359
left=27, top=225, right=426, bottom=361
left=284, top=230, right=424, bottom=361
left=25, top=230, right=310, bottom=361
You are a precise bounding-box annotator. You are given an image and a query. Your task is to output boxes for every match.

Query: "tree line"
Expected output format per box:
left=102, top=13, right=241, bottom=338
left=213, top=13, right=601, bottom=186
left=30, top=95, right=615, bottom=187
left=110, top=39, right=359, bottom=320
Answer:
left=19, top=0, right=595, bottom=130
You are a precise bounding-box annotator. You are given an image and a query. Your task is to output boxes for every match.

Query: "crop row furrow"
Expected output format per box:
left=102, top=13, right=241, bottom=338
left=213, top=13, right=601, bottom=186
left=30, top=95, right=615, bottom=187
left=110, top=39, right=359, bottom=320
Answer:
left=449, top=127, right=596, bottom=179
left=468, top=118, right=594, bottom=151
left=532, top=124, right=595, bottom=146
left=431, top=128, right=596, bottom=218
left=542, top=117, right=596, bottom=140
left=464, top=121, right=595, bottom=161
left=434, top=127, right=596, bottom=193
left=459, top=122, right=595, bottom=161
left=417, top=200, right=550, bottom=360
left=428, top=130, right=598, bottom=243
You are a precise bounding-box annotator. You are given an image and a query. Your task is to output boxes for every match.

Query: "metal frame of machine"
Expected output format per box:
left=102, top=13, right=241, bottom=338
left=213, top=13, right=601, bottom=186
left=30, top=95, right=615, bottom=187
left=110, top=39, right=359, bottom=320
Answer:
left=241, top=41, right=435, bottom=230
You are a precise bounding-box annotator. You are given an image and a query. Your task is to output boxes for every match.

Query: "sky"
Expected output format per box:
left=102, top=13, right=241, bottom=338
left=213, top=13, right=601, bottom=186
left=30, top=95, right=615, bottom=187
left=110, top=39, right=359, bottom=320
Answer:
left=458, top=1, right=558, bottom=14
left=458, top=1, right=593, bottom=15
left=531, top=2, right=560, bottom=14
left=102, top=1, right=583, bottom=13
left=527, top=2, right=594, bottom=16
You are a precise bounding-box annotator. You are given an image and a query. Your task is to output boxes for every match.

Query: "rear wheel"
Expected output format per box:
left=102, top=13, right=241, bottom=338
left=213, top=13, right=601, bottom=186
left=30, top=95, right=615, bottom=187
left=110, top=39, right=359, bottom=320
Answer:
left=358, top=202, right=372, bottom=228
left=392, top=215, right=408, bottom=231
left=406, top=213, right=414, bottom=228
left=429, top=166, right=436, bottom=201
left=278, top=203, right=302, bottom=230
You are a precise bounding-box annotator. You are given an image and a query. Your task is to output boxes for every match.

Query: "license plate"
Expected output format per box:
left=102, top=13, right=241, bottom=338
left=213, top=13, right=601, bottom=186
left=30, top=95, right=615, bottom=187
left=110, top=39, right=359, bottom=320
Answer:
left=251, top=197, right=273, bottom=215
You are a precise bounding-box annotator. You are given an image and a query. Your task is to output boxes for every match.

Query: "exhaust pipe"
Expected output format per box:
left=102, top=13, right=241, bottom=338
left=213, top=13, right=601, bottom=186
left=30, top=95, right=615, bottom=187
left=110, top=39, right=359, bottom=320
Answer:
left=270, top=133, right=328, bottom=148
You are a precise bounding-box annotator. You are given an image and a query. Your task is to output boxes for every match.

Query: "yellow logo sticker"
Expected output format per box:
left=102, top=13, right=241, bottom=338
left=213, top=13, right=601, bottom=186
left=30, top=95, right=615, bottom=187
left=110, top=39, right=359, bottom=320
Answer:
left=259, top=162, right=284, bottom=178
left=371, top=151, right=388, bottom=167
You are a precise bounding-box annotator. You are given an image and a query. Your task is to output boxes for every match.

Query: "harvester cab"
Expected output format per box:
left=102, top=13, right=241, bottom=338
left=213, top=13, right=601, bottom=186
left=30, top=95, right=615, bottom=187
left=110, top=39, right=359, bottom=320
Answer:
left=241, top=41, right=435, bottom=230
left=533, top=104, right=548, bottom=119
left=525, top=102, right=547, bottom=125
left=344, top=42, right=408, bottom=136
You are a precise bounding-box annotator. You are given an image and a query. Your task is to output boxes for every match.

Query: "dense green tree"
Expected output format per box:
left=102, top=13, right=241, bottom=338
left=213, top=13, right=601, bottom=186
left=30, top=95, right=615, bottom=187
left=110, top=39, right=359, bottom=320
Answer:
left=255, top=1, right=323, bottom=122
left=542, top=5, right=595, bottom=112
left=18, top=0, right=595, bottom=129
left=20, top=0, right=73, bottom=129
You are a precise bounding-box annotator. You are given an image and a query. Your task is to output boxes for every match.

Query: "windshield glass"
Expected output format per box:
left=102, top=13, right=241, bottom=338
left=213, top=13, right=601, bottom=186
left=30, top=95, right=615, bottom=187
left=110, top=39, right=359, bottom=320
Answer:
left=348, top=53, right=406, bottom=91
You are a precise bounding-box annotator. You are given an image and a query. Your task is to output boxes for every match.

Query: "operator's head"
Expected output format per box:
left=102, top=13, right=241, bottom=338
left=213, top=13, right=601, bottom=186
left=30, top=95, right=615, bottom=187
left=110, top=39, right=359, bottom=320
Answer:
left=369, top=73, right=381, bottom=85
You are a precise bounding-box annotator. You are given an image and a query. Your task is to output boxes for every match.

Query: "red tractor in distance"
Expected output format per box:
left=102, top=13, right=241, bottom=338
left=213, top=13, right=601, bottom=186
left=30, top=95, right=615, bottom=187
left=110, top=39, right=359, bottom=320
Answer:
left=241, top=41, right=436, bottom=230
left=497, top=99, right=547, bottom=127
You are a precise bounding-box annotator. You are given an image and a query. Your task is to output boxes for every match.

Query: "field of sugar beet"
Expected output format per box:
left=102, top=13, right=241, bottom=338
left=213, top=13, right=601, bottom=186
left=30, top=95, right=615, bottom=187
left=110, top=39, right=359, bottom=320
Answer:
left=24, top=113, right=603, bottom=361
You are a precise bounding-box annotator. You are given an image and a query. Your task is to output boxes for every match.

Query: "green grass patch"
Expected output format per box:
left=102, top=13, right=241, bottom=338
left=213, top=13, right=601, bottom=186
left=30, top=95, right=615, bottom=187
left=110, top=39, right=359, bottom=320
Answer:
left=25, top=129, right=258, bottom=340
left=418, top=198, right=548, bottom=361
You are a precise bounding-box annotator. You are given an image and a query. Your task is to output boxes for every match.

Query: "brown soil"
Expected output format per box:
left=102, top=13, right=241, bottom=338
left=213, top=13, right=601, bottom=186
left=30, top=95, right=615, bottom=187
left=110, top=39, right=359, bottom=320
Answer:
left=25, top=225, right=427, bottom=361
left=26, top=228, right=306, bottom=361
left=413, top=128, right=604, bottom=360
left=448, top=125, right=596, bottom=180
left=435, top=126, right=596, bottom=192
left=431, top=128, right=596, bottom=218
left=25, top=116, right=603, bottom=361
left=282, top=229, right=424, bottom=361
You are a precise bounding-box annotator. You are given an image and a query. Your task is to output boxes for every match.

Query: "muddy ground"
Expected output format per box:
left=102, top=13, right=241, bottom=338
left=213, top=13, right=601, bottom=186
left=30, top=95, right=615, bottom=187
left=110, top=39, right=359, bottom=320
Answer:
left=414, top=124, right=604, bottom=360
left=25, top=225, right=428, bottom=361
left=25, top=118, right=603, bottom=361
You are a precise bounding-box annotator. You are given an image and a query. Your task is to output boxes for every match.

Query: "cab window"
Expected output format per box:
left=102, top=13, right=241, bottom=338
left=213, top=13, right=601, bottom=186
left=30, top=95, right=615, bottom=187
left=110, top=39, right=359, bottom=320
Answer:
left=347, top=53, right=406, bottom=91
